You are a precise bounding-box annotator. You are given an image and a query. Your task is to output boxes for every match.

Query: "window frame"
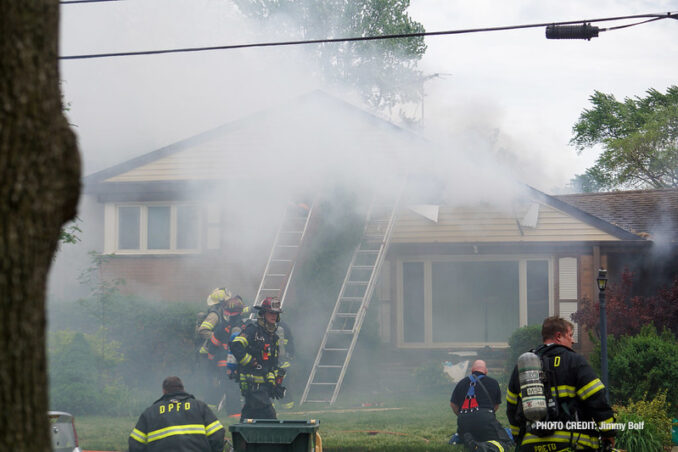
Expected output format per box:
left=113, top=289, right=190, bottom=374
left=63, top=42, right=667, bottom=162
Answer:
left=105, top=202, right=202, bottom=254
left=396, top=254, right=554, bottom=348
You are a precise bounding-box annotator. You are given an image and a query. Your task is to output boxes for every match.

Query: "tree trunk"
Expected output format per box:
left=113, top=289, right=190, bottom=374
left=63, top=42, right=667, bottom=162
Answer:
left=0, top=2, right=81, bottom=451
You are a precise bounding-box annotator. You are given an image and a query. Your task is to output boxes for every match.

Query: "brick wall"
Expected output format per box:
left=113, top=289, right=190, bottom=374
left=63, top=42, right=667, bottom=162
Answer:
left=103, top=254, right=265, bottom=304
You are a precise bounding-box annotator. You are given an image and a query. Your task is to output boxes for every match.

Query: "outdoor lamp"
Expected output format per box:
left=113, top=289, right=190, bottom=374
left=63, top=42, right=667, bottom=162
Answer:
left=597, top=268, right=608, bottom=291
left=597, top=267, right=609, bottom=400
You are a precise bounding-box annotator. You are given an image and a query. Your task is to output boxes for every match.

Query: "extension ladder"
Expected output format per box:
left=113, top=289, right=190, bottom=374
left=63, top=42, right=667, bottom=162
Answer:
left=300, top=191, right=401, bottom=405
left=253, top=200, right=314, bottom=309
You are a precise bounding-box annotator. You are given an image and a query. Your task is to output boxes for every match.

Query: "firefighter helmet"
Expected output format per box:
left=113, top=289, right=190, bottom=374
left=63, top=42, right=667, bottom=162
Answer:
left=256, top=296, right=283, bottom=314
left=223, top=295, right=244, bottom=316
left=206, top=287, right=232, bottom=306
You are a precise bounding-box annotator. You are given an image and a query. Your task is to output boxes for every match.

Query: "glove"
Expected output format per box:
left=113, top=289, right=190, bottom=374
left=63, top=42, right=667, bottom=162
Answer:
left=275, top=368, right=286, bottom=386
left=271, top=385, right=286, bottom=400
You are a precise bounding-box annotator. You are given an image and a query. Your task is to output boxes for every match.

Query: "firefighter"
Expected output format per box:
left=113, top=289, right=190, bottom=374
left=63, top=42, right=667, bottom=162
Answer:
left=196, top=287, right=242, bottom=408
left=229, top=296, right=286, bottom=421
left=206, top=295, right=250, bottom=414
left=276, top=318, right=296, bottom=409
left=129, top=376, right=224, bottom=452
left=197, top=287, right=234, bottom=352
left=506, top=317, right=616, bottom=451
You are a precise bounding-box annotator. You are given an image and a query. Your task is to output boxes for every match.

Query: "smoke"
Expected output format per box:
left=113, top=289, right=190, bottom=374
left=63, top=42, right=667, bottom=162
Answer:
left=49, top=0, right=678, bottom=414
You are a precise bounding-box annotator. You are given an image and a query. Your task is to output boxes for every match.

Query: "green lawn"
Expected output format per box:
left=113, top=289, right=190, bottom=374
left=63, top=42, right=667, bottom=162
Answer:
left=74, top=392, right=513, bottom=451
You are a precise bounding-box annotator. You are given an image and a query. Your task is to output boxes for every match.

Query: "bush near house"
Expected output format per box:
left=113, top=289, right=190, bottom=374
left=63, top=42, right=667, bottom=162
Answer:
left=602, top=326, right=678, bottom=415
left=48, top=296, right=199, bottom=415
left=504, top=324, right=542, bottom=378
left=614, top=391, right=673, bottom=451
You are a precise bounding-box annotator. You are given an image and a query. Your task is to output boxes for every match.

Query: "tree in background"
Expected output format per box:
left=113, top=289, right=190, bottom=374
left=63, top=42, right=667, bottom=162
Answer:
left=234, top=0, right=426, bottom=119
left=0, top=2, right=81, bottom=451
left=572, top=269, right=678, bottom=339
left=570, top=86, right=678, bottom=192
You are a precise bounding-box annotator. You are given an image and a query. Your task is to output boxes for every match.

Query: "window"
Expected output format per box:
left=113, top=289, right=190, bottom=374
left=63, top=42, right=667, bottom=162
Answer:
left=402, top=262, right=426, bottom=343
left=108, top=203, right=201, bottom=253
left=398, top=256, right=552, bottom=347
left=431, top=261, right=519, bottom=343
left=118, top=206, right=140, bottom=250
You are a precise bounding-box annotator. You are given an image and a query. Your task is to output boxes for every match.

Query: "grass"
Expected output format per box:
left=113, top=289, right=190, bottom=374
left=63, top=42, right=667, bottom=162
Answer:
left=73, top=392, right=514, bottom=451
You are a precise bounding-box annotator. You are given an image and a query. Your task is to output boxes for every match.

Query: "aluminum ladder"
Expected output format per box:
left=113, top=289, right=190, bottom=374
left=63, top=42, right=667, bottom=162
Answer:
left=253, top=200, right=314, bottom=309
left=300, top=192, right=401, bottom=405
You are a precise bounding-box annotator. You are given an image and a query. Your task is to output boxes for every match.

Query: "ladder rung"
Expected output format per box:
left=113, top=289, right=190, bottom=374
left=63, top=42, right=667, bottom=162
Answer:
left=284, top=215, right=309, bottom=220
left=265, top=274, right=287, bottom=277
left=301, top=193, right=401, bottom=406
left=259, top=288, right=280, bottom=292
left=271, top=258, right=293, bottom=262
left=280, top=230, right=303, bottom=234
left=276, top=245, right=299, bottom=248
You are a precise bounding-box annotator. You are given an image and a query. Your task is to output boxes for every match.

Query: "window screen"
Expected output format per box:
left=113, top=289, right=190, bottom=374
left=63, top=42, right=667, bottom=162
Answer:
left=118, top=206, right=140, bottom=249
left=177, top=205, right=199, bottom=249
left=527, top=260, right=549, bottom=325
left=147, top=206, right=170, bottom=249
left=402, top=262, right=425, bottom=343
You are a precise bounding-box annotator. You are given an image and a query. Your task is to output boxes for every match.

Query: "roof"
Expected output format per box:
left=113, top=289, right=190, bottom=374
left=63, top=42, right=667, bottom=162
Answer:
left=554, top=188, right=678, bottom=242
left=84, top=90, right=430, bottom=191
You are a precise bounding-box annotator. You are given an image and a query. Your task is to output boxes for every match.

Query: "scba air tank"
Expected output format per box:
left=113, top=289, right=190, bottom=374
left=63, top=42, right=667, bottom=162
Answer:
left=517, top=351, right=548, bottom=421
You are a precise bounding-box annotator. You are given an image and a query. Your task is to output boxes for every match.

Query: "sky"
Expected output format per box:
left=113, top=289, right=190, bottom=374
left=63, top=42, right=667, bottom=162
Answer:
left=59, top=0, right=678, bottom=193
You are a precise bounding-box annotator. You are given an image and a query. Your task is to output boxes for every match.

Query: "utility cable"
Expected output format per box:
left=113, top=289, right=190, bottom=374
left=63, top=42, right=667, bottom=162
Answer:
left=60, top=11, right=677, bottom=60
left=61, top=0, right=121, bottom=4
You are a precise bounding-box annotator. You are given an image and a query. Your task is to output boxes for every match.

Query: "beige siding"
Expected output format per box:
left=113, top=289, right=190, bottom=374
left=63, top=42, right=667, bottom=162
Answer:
left=105, top=142, right=234, bottom=182
left=392, top=203, right=620, bottom=243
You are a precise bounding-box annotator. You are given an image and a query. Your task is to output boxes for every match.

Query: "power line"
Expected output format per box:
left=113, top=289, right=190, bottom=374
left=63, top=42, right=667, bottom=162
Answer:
left=60, top=11, right=677, bottom=61
left=61, top=0, right=121, bottom=4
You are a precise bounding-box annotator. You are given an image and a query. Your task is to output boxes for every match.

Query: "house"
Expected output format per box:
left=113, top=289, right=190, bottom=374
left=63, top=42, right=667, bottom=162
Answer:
left=70, top=90, right=678, bottom=354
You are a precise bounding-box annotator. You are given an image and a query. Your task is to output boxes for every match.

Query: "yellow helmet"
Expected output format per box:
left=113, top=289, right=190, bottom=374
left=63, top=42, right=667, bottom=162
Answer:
left=206, top=287, right=232, bottom=306
left=224, top=296, right=245, bottom=316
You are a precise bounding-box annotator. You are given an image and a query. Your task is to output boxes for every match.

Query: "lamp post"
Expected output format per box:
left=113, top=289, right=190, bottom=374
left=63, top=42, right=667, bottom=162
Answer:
left=596, top=268, right=609, bottom=398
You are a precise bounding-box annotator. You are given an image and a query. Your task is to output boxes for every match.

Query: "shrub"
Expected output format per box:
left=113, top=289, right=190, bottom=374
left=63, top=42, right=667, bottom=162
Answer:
left=614, top=411, right=663, bottom=452
left=413, top=361, right=453, bottom=394
left=504, top=324, right=542, bottom=377
left=605, top=325, right=678, bottom=413
left=48, top=296, right=201, bottom=414
left=614, top=390, right=672, bottom=451
left=48, top=331, right=131, bottom=415
left=572, top=269, right=678, bottom=339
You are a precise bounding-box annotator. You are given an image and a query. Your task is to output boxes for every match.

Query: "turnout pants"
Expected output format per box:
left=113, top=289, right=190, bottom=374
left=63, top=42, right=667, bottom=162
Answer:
left=458, top=409, right=508, bottom=443
left=240, top=388, right=276, bottom=422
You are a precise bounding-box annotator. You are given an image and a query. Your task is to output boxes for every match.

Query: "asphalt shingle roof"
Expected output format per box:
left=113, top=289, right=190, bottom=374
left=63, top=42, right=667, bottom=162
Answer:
left=554, top=188, right=678, bottom=242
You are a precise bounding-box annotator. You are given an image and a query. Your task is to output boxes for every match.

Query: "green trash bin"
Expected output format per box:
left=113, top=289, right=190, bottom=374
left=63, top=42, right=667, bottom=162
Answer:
left=229, top=419, right=320, bottom=451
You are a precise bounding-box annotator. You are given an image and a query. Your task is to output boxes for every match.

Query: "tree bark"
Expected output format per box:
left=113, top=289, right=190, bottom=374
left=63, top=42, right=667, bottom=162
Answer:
left=0, top=1, right=81, bottom=451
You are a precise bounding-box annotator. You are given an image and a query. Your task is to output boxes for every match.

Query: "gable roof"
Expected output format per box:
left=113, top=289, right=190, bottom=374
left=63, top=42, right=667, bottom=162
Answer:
left=84, top=90, right=429, bottom=191
left=554, top=188, right=678, bottom=242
